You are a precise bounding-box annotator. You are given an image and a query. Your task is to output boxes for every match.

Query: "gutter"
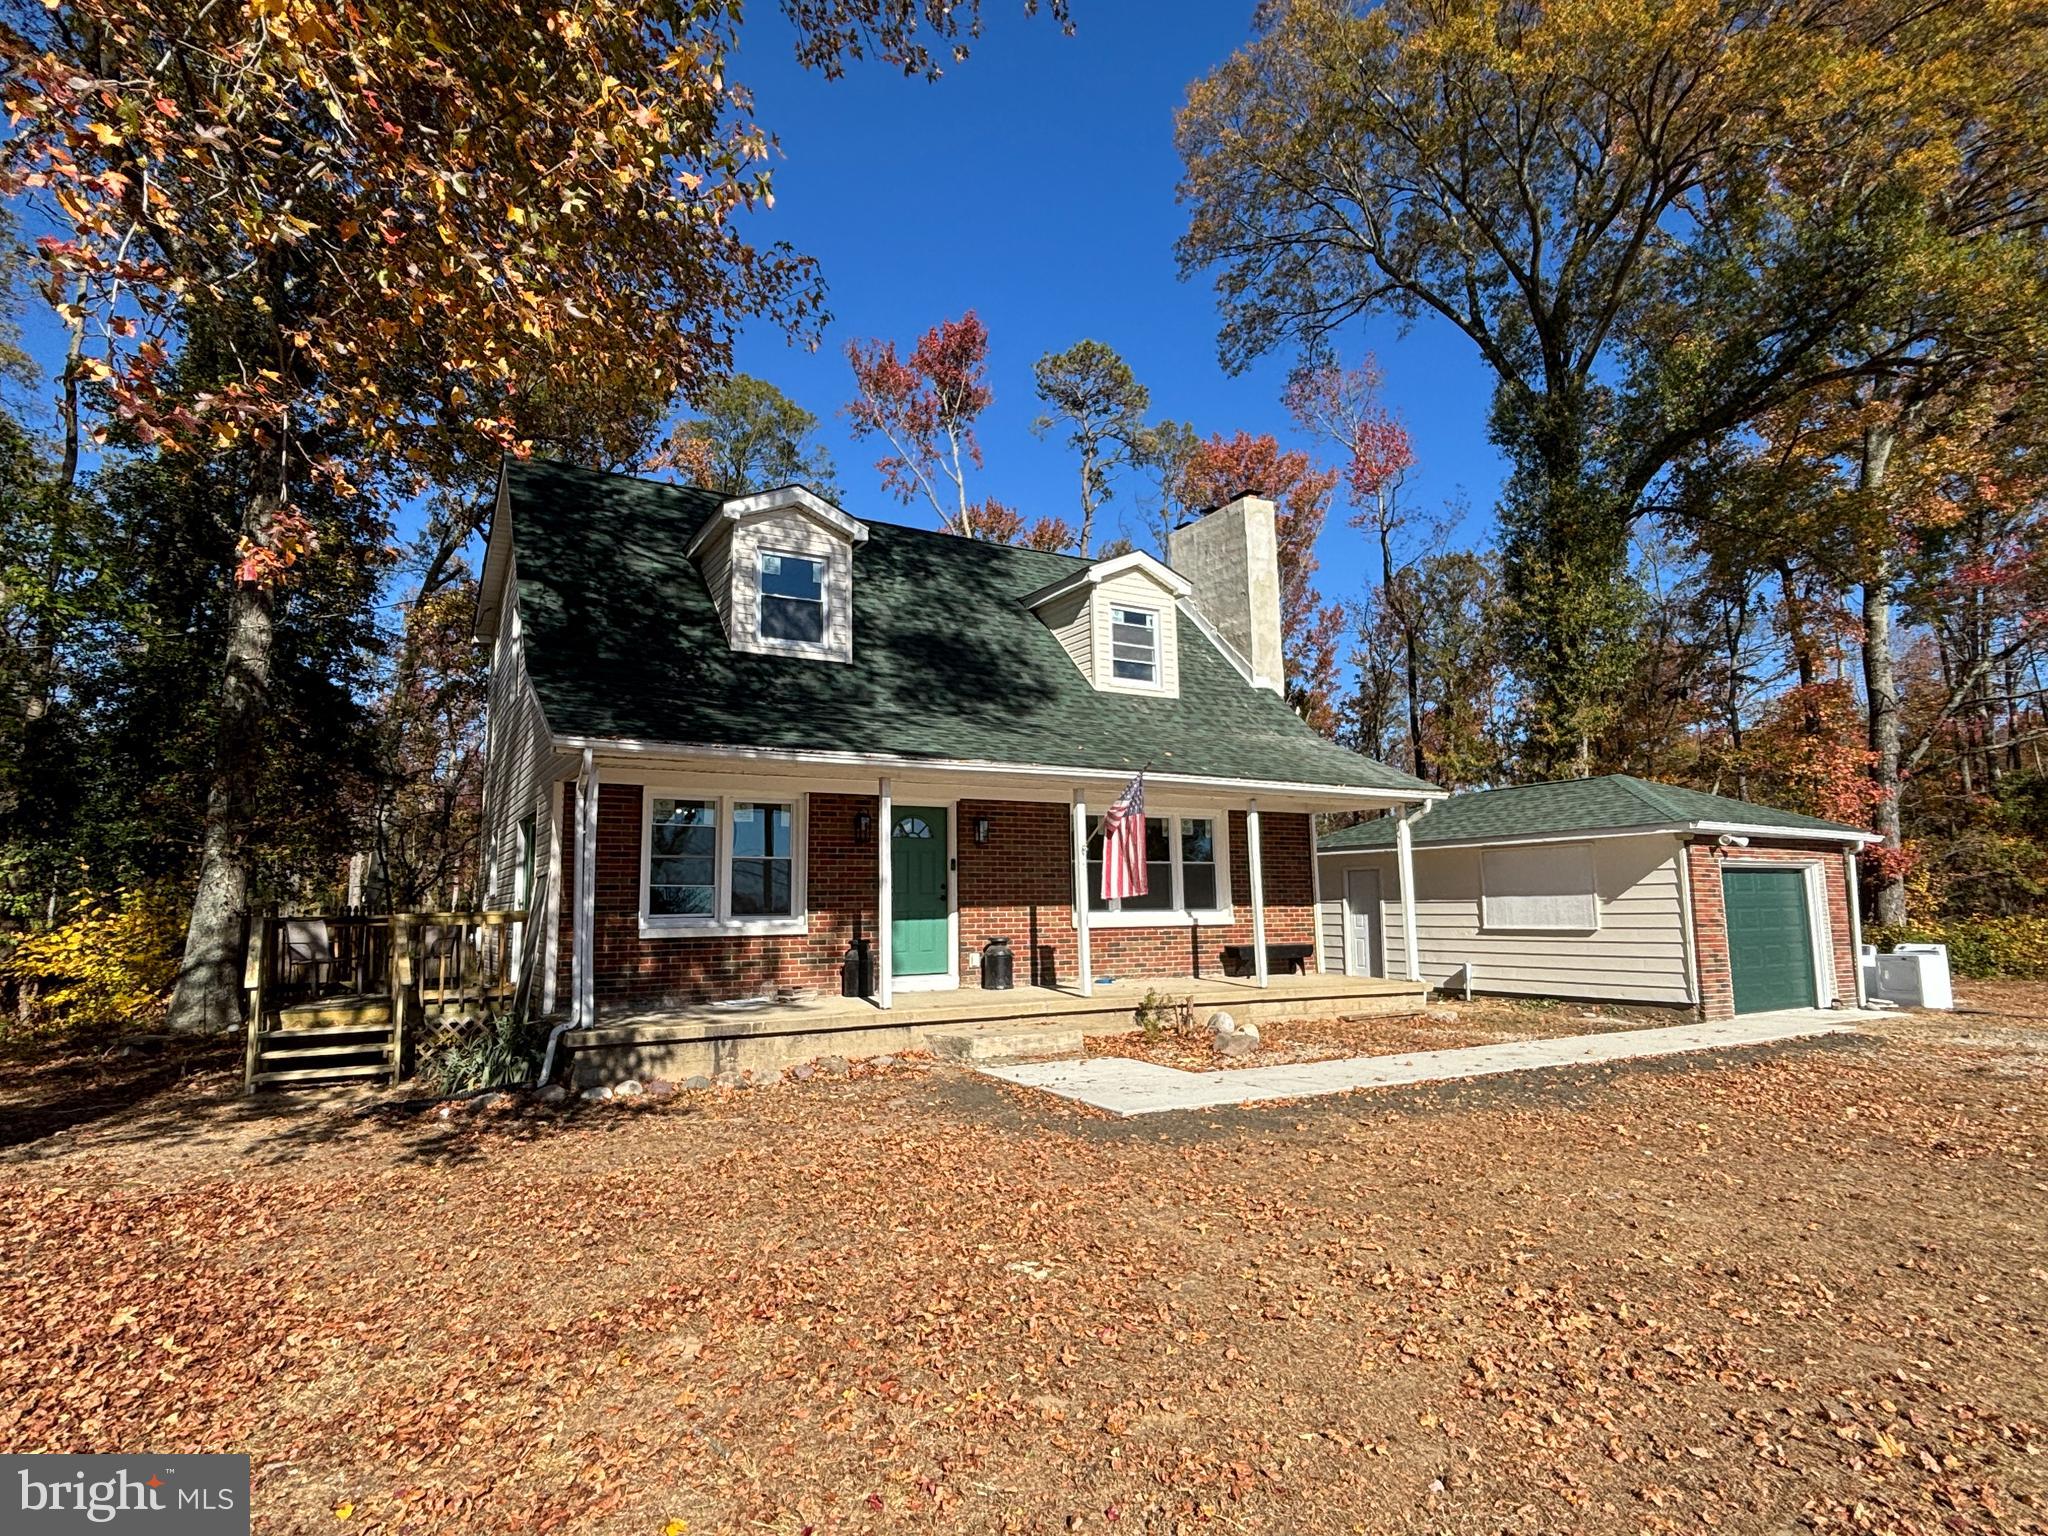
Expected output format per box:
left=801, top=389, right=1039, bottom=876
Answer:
left=551, top=733, right=1444, bottom=808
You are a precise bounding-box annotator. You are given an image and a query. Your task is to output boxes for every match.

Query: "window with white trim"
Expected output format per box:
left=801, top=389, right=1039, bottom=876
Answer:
left=1479, top=843, right=1599, bottom=931
left=643, top=791, right=804, bottom=928
left=1109, top=604, right=1159, bottom=684
left=758, top=550, right=826, bottom=643
left=1086, top=812, right=1228, bottom=919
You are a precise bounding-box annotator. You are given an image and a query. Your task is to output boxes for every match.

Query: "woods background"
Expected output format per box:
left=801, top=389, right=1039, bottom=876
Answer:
left=1, top=0, right=2044, bottom=1036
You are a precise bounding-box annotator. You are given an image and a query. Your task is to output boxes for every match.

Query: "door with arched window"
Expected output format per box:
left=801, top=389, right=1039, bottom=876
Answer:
left=890, top=807, right=951, bottom=981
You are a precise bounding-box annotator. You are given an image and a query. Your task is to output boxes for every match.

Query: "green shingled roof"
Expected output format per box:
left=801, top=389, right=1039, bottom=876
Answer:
left=503, top=460, right=1431, bottom=794
left=1319, top=774, right=1869, bottom=851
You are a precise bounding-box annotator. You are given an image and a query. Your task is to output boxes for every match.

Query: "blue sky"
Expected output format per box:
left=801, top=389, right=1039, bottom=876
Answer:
left=721, top=2, right=1509, bottom=601
left=5, top=3, right=1511, bottom=610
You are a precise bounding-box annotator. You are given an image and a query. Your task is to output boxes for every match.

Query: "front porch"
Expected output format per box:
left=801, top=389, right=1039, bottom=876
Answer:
left=560, top=971, right=1428, bottom=1087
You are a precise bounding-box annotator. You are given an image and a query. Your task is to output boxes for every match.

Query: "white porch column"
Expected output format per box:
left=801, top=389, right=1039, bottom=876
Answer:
left=1070, top=790, right=1093, bottom=997
left=541, top=781, right=564, bottom=1016
left=1307, top=813, right=1326, bottom=975
left=876, top=777, right=894, bottom=1010
left=1395, top=808, right=1422, bottom=983
left=572, top=748, right=598, bottom=1026
left=1246, top=798, right=1269, bottom=989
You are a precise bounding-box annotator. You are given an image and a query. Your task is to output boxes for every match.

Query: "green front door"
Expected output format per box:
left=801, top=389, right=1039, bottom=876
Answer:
left=1722, top=868, right=1817, bottom=1013
left=890, top=806, right=950, bottom=978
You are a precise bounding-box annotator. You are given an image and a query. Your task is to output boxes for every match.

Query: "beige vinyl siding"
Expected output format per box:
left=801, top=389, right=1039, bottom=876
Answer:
left=1317, top=884, right=1347, bottom=973
left=1091, top=568, right=1179, bottom=696
left=700, top=531, right=734, bottom=637
left=480, top=562, right=552, bottom=909
left=1319, top=834, right=1695, bottom=1005
left=1039, top=587, right=1093, bottom=682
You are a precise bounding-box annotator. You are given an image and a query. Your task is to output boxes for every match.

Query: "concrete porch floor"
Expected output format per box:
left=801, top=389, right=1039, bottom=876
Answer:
left=561, top=973, right=1427, bottom=1087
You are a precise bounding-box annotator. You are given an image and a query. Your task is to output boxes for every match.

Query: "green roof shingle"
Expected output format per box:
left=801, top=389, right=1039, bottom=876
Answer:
left=1318, top=774, right=1868, bottom=851
left=506, top=459, right=1431, bottom=794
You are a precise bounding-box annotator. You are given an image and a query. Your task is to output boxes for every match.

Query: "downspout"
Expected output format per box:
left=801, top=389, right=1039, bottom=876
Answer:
left=539, top=747, right=596, bottom=1086
left=1845, top=844, right=1868, bottom=1008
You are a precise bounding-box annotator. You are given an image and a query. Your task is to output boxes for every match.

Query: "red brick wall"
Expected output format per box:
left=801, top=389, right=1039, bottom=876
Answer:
left=1686, top=840, right=1858, bottom=1019
left=554, top=784, right=1319, bottom=1009
left=951, top=803, right=1316, bottom=984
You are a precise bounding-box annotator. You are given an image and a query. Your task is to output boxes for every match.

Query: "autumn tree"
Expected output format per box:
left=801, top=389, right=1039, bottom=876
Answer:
left=654, top=373, right=839, bottom=500
left=1176, top=0, right=2046, bottom=782
left=1287, top=358, right=1428, bottom=773
left=848, top=311, right=1012, bottom=539
left=1, top=0, right=1070, bottom=1030
left=1030, top=340, right=1152, bottom=557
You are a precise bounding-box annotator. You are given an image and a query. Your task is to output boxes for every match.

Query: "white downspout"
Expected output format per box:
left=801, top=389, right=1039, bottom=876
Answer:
left=1845, top=844, right=1868, bottom=1008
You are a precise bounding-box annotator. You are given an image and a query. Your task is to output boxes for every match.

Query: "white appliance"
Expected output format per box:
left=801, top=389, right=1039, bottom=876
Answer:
left=1867, top=942, right=1954, bottom=1011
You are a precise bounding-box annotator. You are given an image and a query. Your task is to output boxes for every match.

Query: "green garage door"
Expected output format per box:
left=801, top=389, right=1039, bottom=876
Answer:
left=1721, top=868, right=1817, bottom=1013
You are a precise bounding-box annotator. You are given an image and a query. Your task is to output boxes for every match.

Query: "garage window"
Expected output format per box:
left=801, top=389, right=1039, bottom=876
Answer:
left=1480, top=844, right=1599, bottom=931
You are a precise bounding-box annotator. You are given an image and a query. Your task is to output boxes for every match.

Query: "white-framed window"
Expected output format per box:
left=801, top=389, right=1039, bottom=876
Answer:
left=641, top=789, right=807, bottom=935
left=1108, top=604, right=1159, bottom=685
left=758, top=550, right=826, bottom=644
left=1086, top=810, right=1230, bottom=923
left=1479, top=843, right=1599, bottom=931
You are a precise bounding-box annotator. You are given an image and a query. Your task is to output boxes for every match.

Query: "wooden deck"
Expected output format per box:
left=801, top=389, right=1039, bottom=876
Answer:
left=561, top=973, right=1429, bottom=1086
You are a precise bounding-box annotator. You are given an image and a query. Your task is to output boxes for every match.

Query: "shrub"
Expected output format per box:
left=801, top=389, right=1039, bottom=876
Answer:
left=0, top=884, right=186, bottom=1036
left=418, top=1008, right=549, bottom=1095
left=1866, top=915, right=2048, bottom=980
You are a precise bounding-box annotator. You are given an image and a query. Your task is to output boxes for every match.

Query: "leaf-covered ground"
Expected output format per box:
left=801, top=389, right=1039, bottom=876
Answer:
left=2, top=987, right=2043, bottom=1535
left=1084, top=996, right=1679, bottom=1071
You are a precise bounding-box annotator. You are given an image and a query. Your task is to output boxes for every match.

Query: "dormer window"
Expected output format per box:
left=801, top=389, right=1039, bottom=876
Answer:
left=684, top=485, right=866, bottom=664
left=1021, top=549, right=1190, bottom=698
left=1110, top=604, right=1159, bottom=685
left=760, top=550, right=826, bottom=643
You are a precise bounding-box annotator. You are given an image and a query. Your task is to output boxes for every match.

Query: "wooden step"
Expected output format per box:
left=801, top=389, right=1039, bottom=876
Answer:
left=251, top=1063, right=391, bottom=1086
left=258, top=1023, right=389, bottom=1045
left=257, top=1041, right=392, bottom=1064
left=277, top=996, right=391, bottom=1032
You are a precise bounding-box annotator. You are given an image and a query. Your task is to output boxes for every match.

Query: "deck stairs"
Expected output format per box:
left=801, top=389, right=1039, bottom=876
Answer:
left=249, top=996, right=396, bottom=1088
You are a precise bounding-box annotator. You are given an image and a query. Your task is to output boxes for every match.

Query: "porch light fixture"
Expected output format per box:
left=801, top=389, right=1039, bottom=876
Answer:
left=855, top=811, right=874, bottom=840
left=973, top=815, right=993, bottom=847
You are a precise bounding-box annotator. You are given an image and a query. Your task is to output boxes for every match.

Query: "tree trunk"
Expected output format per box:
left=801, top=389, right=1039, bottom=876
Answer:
left=1858, top=425, right=1906, bottom=927
left=166, top=491, right=280, bottom=1033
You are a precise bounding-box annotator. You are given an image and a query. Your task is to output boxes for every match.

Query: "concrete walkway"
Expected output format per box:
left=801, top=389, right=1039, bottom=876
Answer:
left=982, top=1008, right=1887, bottom=1118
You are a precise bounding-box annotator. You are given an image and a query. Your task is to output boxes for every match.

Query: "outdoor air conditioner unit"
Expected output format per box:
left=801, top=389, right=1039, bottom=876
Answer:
left=1867, top=942, right=1954, bottom=1011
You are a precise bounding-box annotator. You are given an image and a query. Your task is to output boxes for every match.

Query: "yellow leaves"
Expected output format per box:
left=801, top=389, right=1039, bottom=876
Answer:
left=331, top=1502, right=353, bottom=1520
left=662, top=1521, right=689, bottom=1536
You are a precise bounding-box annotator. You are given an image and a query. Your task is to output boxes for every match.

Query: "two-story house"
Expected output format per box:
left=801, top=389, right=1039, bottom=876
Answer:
left=473, top=459, right=1438, bottom=1084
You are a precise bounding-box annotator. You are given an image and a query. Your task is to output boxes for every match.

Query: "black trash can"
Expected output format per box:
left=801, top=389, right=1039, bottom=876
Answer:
left=980, top=936, right=1015, bottom=990
left=841, top=938, right=877, bottom=998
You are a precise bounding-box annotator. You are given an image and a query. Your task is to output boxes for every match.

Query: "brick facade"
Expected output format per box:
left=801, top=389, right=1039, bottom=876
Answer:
left=1685, top=839, right=1857, bottom=1020
left=556, top=783, right=1317, bottom=1009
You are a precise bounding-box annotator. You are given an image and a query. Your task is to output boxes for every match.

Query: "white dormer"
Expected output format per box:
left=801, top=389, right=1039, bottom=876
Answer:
left=1022, top=550, right=1190, bottom=698
left=685, top=485, right=868, bottom=664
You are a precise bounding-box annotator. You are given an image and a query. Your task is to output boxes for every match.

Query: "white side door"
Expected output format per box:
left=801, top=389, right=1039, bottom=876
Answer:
left=1345, top=868, right=1385, bottom=978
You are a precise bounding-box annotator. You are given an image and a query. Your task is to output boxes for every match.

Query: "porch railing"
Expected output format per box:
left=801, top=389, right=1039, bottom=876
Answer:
left=242, top=907, right=530, bottom=1090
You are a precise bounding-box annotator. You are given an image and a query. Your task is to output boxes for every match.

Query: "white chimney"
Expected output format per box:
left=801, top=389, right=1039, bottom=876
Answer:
left=1167, top=492, right=1284, bottom=695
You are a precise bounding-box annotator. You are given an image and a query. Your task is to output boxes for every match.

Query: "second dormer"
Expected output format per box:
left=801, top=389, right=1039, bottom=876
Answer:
left=1022, top=550, right=1189, bottom=698
left=685, top=485, right=868, bottom=664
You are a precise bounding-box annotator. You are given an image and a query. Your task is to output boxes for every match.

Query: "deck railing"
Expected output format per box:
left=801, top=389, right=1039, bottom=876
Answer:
left=243, top=907, right=531, bottom=1089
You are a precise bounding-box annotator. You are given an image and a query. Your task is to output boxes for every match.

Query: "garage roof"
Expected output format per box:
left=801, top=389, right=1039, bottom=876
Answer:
left=1320, top=774, right=1875, bottom=852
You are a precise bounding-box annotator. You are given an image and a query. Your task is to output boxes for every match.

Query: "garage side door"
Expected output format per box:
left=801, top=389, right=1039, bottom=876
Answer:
left=1721, top=868, right=1817, bottom=1013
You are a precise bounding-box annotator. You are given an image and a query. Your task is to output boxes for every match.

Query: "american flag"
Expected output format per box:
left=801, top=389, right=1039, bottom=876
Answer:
left=1099, top=771, right=1147, bottom=901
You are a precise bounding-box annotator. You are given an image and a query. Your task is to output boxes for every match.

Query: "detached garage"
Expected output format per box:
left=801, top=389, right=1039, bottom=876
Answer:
left=1316, top=775, right=1879, bottom=1019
